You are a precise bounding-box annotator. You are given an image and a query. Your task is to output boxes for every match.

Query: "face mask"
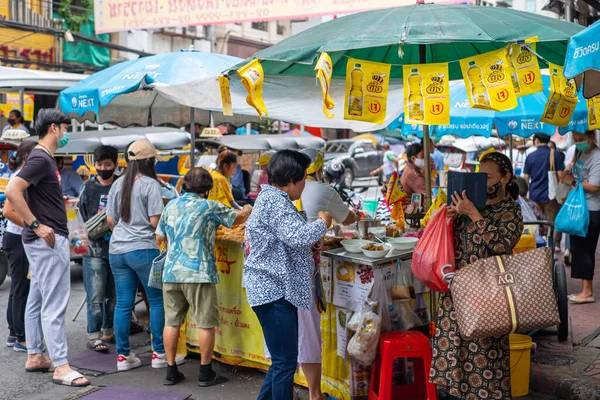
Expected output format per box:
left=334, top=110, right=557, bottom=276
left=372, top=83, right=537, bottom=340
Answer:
left=57, top=132, right=69, bottom=148
left=7, top=118, right=16, bottom=126
left=96, top=168, right=115, bottom=180
left=487, top=179, right=504, bottom=199
left=414, top=158, right=425, bottom=168
left=575, top=140, right=590, bottom=152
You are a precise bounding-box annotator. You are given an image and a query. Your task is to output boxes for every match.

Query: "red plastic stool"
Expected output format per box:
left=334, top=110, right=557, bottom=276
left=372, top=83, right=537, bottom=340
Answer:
left=369, top=331, right=438, bottom=400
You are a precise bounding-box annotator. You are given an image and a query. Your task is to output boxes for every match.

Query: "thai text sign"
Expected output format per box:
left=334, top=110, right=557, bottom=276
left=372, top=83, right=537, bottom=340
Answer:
left=94, top=0, right=414, bottom=34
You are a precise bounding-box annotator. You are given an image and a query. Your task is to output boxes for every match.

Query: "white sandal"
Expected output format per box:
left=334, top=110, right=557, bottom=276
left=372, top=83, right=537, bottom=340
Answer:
left=52, top=370, right=90, bottom=387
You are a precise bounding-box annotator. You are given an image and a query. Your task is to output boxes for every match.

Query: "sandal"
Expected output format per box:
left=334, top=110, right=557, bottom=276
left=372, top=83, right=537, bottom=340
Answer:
left=164, top=371, right=185, bottom=386
left=197, top=374, right=228, bottom=387
left=87, top=339, right=109, bottom=353
left=52, top=371, right=90, bottom=387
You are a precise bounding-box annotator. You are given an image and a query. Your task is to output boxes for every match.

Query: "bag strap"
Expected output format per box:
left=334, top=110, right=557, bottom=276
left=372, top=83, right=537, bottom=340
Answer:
left=549, top=149, right=555, bottom=172
left=494, top=256, right=519, bottom=334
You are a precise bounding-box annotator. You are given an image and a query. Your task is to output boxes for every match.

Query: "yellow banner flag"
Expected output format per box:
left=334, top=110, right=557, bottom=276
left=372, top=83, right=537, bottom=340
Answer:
left=344, top=58, right=391, bottom=124
left=460, top=49, right=518, bottom=111
left=588, top=95, right=600, bottom=130
left=238, top=59, right=268, bottom=119
left=403, top=63, right=450, bottom=125
left=508, top=43, right=543, bottom=98
left=315, top=52, right=335, bottom=119
left=218, top=75, right=233, bottom=116
left=540, top=63, right=578, bottom=127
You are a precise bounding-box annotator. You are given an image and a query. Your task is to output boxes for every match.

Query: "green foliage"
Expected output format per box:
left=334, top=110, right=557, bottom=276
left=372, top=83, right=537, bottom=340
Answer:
left=57, top=0, right=93, bottom=32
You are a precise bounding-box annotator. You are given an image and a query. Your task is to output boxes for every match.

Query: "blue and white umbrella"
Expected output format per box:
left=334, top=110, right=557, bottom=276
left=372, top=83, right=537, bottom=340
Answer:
left=59, top=50, right=258, bottom=127
left=564, top=20, right=600, bottom=99
left=390, top=75, right=588, bottom=138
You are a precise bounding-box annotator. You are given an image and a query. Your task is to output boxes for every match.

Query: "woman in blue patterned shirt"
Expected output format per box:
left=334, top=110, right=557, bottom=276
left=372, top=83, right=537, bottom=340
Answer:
left=244, top=150, right=332, bottom=400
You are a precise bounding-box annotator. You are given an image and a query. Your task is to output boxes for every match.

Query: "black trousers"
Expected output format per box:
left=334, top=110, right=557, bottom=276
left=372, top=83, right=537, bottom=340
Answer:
left=570, top=210, right=600, bottom=281
left=4, top=232, right=30, bottom=342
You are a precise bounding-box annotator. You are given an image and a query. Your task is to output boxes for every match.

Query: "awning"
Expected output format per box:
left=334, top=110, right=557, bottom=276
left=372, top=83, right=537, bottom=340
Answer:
left=0, top=67, right=85, bottom=92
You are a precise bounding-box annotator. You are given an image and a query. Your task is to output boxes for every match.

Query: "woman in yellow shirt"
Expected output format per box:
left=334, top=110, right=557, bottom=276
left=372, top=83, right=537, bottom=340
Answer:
left=209, top=150, right=242, bottom=209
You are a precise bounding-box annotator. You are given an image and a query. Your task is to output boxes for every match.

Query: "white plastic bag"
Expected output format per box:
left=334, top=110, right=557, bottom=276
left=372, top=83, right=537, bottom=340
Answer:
left=347, top=299, right=381, bottom=366
left=518, top=196, right=540, bottom=237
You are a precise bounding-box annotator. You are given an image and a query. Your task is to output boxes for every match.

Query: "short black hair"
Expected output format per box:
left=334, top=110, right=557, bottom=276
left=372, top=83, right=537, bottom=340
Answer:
left=94, top=145, right=118, bottom=165
left=267, top=150, right=311, bottom=187
left=533, top=133, right=550, bottom=144
left=183, top=167, right=213, bottom=195
left=516, top=176, right=528, bottom=197
left=9, top=109, right=22, bottom=120
left=406, top=143, right=423, bottom=162
left=35, top=108, right=70, bottom=139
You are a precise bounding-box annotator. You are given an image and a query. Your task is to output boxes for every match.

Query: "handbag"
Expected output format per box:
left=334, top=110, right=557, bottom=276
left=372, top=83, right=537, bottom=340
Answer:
left=148, top=251, right=167, bottom=290
left=449, top=247, right=560, bottom=340
left=85, top=210, right=111, bottom=240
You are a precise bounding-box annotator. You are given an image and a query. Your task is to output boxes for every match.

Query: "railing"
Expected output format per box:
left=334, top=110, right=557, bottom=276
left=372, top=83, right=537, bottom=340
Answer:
left=8, top=0, right=54, bottom=28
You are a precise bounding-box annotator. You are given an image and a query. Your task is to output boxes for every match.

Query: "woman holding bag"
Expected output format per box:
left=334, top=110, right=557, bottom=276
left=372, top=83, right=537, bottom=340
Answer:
left=559, top=130, right=600, bottom=304
left=430, top=152, right=523, bottom=400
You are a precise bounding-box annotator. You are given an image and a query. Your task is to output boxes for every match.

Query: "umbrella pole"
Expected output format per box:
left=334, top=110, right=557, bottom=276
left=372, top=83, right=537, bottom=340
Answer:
left=190, top=108, right=196, bottom=168
left=509, top=135, right=513, bottom=163
left=420, top=44, right=433, bottom=209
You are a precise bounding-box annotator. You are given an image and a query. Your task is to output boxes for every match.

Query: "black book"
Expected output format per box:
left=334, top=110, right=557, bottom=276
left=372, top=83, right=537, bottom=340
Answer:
left=446, top=171, right=488, bottom=210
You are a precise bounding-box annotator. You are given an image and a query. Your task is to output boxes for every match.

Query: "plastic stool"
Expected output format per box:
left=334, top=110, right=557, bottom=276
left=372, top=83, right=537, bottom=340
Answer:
left=369, top=331, right=438, bottom=400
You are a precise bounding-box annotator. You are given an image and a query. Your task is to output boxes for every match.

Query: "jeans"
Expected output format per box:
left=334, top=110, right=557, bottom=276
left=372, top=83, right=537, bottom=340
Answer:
left=82, top=256, right=116, bottom=340
left=253, top=298, right=298, bottom=400
left=4, top=232, right=30, bottom=343
left=109, top=249, right=164, bottom=355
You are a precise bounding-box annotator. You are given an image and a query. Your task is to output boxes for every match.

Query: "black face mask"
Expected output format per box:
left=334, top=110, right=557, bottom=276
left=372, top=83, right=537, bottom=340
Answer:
left=7, top=118, right=16, bottom=126
left=486, top=179, right=504, bottom=199
left=97, top=168, right=115, bottom=180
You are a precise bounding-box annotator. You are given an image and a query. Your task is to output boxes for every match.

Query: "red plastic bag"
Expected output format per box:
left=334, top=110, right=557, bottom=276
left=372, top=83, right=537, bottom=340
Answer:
left=411, top=206, right=455, bottom=292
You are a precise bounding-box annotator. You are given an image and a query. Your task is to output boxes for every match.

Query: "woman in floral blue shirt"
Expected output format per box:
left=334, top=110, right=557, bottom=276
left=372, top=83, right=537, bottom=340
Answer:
left=244, top=150, right=332, bottom=400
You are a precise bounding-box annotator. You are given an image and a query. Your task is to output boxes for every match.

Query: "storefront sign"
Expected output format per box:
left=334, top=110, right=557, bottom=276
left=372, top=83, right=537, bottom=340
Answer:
left=344, top=58, right=391, bottom=124
left=459, top=48, right=518, bottom=112
left=0, top=27, right=56, bottom=70
left=94, top=0, right=414, bottom=34
left=0, top=93, right=35, bottom=121
left=403, top=62, right=450, bottom=125
left=508, top=43, right=543, bottom=98
left=587, top=95, right=600, bottom=130
left=315, top=52, right=335, bottom=119
left=540, top=63, right=579, bottom=127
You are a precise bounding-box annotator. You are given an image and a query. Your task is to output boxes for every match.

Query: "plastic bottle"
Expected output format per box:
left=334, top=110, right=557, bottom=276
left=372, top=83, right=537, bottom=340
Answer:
left=545, top=68, right=561, bottom=119
left=348, top=63, right=364, bottom=116
left=407, top=68, right=425, bottom=121
left=467, top=61, right=491, bottom=107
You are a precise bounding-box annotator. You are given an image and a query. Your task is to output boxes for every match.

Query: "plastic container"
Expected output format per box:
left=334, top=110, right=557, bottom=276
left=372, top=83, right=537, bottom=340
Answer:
left=362, top=200, right=379, bottom=218
left=510, top=333, right=533, bottom=398
left=514, top=234, right=536, bottom=254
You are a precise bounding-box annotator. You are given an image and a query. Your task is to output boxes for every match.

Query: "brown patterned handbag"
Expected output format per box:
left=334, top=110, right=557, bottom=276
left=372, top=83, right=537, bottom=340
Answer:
left=449, top=247, right=560, bottom=339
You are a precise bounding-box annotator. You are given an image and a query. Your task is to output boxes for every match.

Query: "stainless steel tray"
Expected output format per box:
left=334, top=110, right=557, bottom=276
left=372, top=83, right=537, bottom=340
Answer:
left=322, top=247, right=413, bottom=267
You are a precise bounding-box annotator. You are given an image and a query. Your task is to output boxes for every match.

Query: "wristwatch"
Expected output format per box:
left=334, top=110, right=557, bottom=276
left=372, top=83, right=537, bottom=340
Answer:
left=29, top=219, right=40, bottom=229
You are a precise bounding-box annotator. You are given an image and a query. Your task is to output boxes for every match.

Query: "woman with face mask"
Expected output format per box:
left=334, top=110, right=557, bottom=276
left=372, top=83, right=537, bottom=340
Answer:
left=430, top=152, right=524, bottom=400
left=400, top=143, right=427, bottom=198
left=560, top=130, right=600, bottom=304
left=78, top=145, right=119, bottom=352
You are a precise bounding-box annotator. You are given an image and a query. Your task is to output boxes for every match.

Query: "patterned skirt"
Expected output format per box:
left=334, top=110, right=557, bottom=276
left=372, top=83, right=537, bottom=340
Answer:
left=429, top=292, right=512, bottom=400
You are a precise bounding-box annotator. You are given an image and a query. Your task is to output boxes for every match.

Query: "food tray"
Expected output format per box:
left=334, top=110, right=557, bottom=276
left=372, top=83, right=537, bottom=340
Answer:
left=322, top=247, right=413, bottom=267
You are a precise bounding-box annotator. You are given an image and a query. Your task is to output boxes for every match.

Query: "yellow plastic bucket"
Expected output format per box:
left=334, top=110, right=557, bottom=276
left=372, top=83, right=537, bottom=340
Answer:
left=510, top=334, right=533, bottom=397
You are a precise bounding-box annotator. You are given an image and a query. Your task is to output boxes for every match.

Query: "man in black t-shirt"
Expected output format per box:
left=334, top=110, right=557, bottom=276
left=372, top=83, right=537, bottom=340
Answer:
left=6, top=109, right=90, bottom=387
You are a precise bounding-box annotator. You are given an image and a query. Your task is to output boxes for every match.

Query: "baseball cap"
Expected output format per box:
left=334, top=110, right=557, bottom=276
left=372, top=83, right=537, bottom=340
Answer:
left=127, top=140, right=164, bottom=162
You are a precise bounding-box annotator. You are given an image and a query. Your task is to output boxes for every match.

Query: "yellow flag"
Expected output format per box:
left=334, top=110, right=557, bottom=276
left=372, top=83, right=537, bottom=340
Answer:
left=315, top=52, right=335, bottom=119
left=403, top=63, right=450, bottom=125
left=588, top=95, right=600, bottom=130
left=540, top=63, right=578, bottom=127
left=385, top=171, right=407, bottom=205
left=218, top=75, right=233, bottom=116
left=344, top=58, right=391, bottom=124
left=238, top=59, right=268, bottom=119
left=460, top=49, right=518, bottom=112
left=508, top=43, right=543, bottom=98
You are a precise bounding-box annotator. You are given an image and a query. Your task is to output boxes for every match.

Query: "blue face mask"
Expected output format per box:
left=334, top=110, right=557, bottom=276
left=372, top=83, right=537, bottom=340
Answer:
left=57, top=132, right=69, bottom=148
left=575, top=140, right=590, bottom=152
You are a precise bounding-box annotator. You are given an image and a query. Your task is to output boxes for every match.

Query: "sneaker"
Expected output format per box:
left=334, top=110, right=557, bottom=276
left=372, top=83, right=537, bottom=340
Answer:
left=152, top=352, right=186, bottom=369
left=13, top=342, right=27, bottom=352
left=117, top=353, right=142, bottom=371
left=6, top=336, right=17, bottom=347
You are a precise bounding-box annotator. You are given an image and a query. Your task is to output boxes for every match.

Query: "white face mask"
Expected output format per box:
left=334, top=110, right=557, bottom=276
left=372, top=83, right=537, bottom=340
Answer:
left=414, top=158, right=425, bottom=168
